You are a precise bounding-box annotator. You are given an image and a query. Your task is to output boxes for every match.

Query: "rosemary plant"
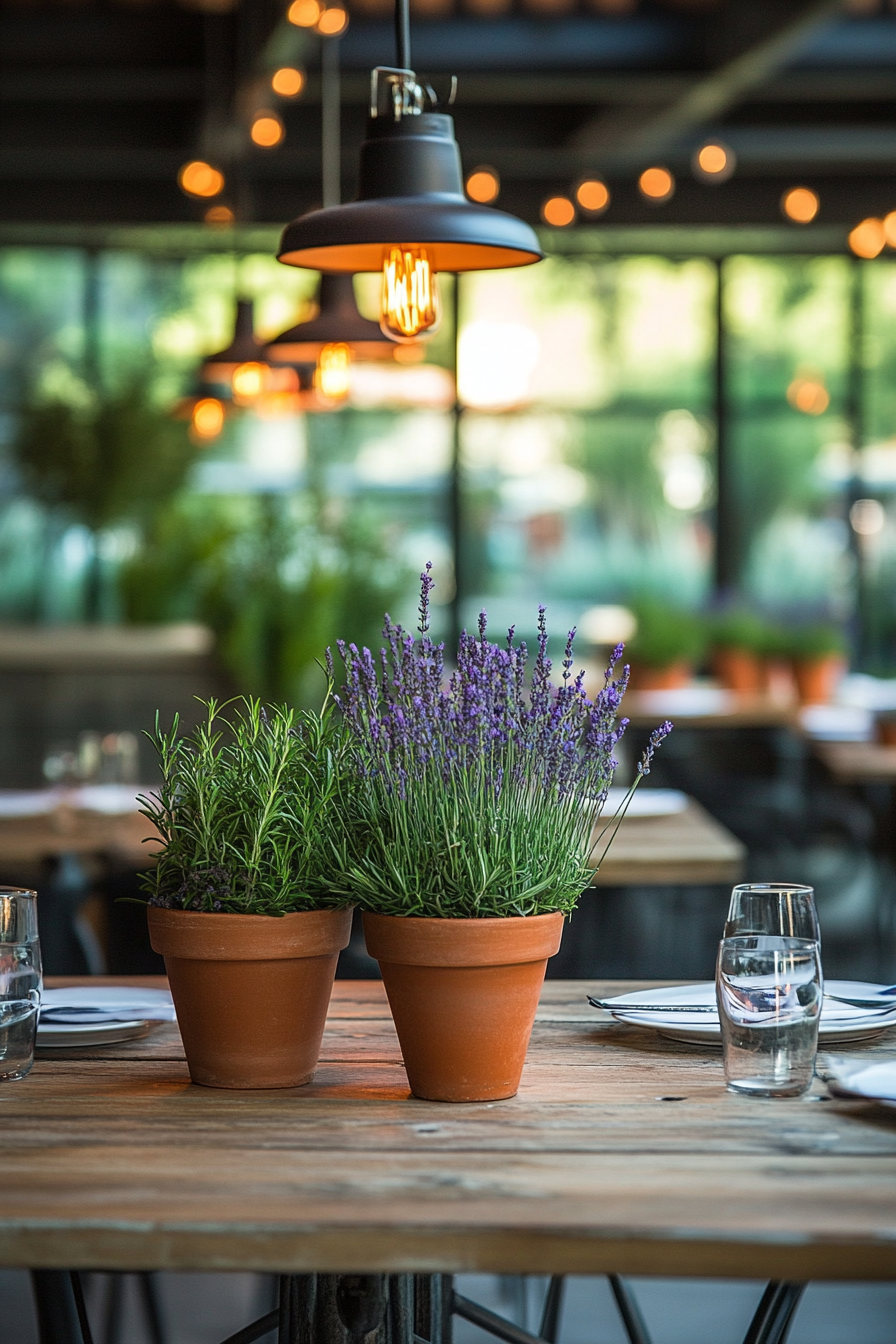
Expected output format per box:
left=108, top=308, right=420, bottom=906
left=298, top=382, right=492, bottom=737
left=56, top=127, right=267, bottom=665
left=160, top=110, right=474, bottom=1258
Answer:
left=140, top=694, right=351, bottom=915
left=333, top=566, right=671, bottom=919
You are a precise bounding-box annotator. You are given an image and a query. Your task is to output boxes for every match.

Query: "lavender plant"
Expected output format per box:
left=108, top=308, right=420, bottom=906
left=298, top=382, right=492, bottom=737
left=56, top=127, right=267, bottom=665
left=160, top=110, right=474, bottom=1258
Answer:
left=334, top=566, right=671, bottom=918
left=140, top=695, right=352, bottom=915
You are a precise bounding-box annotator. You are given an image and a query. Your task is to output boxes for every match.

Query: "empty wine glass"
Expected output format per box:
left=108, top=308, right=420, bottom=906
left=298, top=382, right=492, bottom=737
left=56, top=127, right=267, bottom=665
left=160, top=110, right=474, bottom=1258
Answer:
left=725, top=883, right=820, bottom=944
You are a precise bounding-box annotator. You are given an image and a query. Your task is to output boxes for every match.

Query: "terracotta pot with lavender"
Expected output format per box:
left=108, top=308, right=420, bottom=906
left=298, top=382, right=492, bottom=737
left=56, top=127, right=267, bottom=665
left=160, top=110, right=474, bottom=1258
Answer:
left=141, top=697, right=352, bottom=1089
left=333, top=567, right=671, bottom=1103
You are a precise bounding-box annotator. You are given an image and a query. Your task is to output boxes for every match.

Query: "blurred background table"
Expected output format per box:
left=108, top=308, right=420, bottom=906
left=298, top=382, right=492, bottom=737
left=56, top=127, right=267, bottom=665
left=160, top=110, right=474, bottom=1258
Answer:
left=590, top=799, right=745, bottom=887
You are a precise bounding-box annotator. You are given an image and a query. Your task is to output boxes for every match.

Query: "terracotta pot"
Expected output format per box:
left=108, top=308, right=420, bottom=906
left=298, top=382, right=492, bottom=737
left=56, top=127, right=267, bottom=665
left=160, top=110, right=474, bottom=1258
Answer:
left=148, top=906, right=352, bottom=1089
left=712, top=647, right=763, bottom=694
left=362, top=911, right=564, bottom=1103
left=878, top=715, right=896, bottom=747
left=626, top=661, right=692, bottom=691
left=791, top=654, right=845, bottom=706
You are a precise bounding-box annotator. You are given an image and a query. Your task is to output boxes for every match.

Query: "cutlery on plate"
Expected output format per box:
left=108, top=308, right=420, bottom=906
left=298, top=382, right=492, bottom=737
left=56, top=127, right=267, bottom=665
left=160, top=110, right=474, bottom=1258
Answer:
left=587, top=995, right=896, bottom=1016
left=824, top=993, right=896, bottom=1009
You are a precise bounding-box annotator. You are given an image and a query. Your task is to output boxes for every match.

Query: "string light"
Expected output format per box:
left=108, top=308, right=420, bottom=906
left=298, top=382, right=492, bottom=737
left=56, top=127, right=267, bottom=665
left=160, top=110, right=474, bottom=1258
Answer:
left=638, top=167, right=675, bottom=203
left=787, top=373, right=829, bottom=415
left=316, top=5, right=348, bottom=34
left=287, top=0, right=321, bottom=24
left=541, top=196, right=575, bottom=226
left=178, top=161, right=225, bottom=198
left=781, top=187, right=819, bottom=224
left=693, top=142, right=735, bottom=183
left=232, top=362, right=268, bottom=403
left=575, top=179, right=610, bottom=215
left=849, top=217, right=886, bottom=259
left=465, top=167, right=500, bottom=203
left=204, top=205, right=234, bottom=226
left=883, top=211, right=896, bottom=248
left=271, top=67, right=305, bottom=98
left=251, top=112, right=285, bottom=148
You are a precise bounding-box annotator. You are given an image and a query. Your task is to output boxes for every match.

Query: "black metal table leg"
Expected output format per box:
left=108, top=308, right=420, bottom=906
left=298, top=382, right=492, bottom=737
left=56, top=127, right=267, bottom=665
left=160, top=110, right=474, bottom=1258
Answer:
left=538, top=1277, right=565, bottom=1344
left=608, top=1275, right=652, bottom=1344
left=31, top=1271, right=93, bottom=1344
left=742, top=1282, right=806, bottom=1344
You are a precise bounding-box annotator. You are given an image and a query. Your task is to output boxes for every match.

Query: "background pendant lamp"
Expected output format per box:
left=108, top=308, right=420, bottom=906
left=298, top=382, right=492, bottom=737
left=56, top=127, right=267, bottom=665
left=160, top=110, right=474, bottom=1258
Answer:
left=201, top=298, right=271, bottom=405
left=276, top=0, right=544, bottom=342
left=266, top=34, right=393, bottom=401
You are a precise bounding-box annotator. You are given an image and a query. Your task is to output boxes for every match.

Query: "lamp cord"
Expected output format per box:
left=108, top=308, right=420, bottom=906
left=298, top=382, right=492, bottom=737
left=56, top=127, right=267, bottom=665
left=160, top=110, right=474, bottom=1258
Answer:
left=395, top=0, right=410, bottom=71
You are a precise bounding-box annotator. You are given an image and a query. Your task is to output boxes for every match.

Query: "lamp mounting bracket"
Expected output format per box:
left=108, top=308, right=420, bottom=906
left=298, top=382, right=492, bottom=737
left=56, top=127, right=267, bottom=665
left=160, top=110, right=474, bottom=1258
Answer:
left=370, top=67, right=458, bottom=120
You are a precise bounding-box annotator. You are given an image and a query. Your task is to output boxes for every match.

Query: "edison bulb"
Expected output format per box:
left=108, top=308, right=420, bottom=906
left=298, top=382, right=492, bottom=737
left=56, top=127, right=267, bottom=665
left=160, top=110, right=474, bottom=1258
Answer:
left=191, top=397, right=225, bottom=440
left=315, top=343, right=352, bottom=401
left=380, top=246, right=441, bottom=343
left=232, top=361, right=267, bottom=402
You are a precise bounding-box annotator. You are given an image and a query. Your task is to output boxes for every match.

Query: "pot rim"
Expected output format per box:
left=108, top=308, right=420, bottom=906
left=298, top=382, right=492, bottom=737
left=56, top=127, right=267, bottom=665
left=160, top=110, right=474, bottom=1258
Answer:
left=148, top=903, right=353, bottom=961
left=362, top=909, right=564, bottom=967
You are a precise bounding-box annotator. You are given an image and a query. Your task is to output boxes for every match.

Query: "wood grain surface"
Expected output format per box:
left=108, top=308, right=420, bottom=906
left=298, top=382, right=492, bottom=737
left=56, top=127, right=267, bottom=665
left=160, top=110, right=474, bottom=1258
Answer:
left=815, top=740, right=896, bottom=785
left=590, top=800, right=745, bottom=886
left=2, top=978, right=896, bottom=1280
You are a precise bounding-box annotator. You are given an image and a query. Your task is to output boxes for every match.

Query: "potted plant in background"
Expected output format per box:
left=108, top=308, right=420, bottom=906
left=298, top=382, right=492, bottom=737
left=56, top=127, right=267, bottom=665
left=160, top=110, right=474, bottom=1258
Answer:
left=624, top=598, right=706, bottom=690
left=710, top=609, right=769, bottom=693
left=141, top=695, right=352, bottom=1088
left=785, top=623, right=847, bottom=705
left=334, top=566, right=670, bottom=1103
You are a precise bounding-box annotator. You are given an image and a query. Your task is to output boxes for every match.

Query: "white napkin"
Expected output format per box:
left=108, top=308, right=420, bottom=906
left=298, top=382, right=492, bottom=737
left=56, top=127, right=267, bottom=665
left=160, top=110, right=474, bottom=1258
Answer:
left=822, top=1056, right=896, bottom=1104
left=40, top=987, right=175, bottom=1023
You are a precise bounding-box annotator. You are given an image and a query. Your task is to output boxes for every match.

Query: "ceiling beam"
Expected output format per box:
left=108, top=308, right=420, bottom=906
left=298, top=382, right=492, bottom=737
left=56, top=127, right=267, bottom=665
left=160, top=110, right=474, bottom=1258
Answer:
left=570, top=0, right=847, bottom=168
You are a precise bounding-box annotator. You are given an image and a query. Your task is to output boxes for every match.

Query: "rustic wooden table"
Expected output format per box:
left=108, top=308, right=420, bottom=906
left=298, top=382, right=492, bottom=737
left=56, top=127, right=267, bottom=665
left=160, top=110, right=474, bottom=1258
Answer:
left=814, top=740, right=896, bottom=785
left=4, top=977, right=896, bottom=1284
left=623, top=691, right=796, bottom=731
left=590, top=800, right=745, bottom=886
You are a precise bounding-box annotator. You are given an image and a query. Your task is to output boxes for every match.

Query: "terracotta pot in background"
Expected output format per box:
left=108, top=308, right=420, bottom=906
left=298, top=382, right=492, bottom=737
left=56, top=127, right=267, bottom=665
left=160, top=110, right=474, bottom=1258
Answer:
left=792, top=654, right=845, bottom=706
left=148, top=906, right=352, bottom=1088
left=363, top=911, right=564, bottom=1102
left=760, top=657, right=797, bottom=704
left=626, top=661, right=692, bottom=691
left=712, top=647, right=763, bottom=694
left=878, top=714, right=896, bottom=746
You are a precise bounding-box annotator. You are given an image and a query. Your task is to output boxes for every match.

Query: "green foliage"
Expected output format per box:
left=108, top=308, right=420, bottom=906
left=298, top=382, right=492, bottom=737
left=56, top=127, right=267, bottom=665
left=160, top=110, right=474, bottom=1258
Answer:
left=140, top=696, right=352, bottom=914
left=340, top=748, right=595, bottom=919
left=779, top=623, right=846, bottom=660
left=121, top=493, right=405, bottom=707
left=12, top=379, right=196, bottom=533
left=626, top=597, right=707, bottom=669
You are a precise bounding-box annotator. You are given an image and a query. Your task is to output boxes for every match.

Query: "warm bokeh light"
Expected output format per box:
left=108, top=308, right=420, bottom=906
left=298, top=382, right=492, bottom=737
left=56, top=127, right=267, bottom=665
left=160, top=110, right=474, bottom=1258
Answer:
left=849, top=217, right=886, bottom=259
left=315, top=343, right=352, bottom=400
left=466, top=167, right=500, bottom=203
left=781, top=187, right=819, bottom=224
left=541, top=196, right=575, bottom=226
left=884, top=211, right=896, bottom=248
left=251, top=113, right=285, bottom=148
left=458, top=321, right=540, bottom=408
left=287, top=0, right=321, bottom=24
left=575, top=179, right=610, bottom=214
left=381, top=246, right=441, bottom=342
left=787, top=374, right=830, bottom=416
left=190, top=398, right=225, bottom=441
left=316, top=5, right=349, bottom=33
left=694, top=142, right=734, bottom=181
left=204, top=204, right=234, bottom=226
left=271, top=67, right=305, bottom=97
left=638, top=167, right=674, bottom=202
left=232, top=361, right=268, bottom=401
left=178, top=160, right=225, bottom=199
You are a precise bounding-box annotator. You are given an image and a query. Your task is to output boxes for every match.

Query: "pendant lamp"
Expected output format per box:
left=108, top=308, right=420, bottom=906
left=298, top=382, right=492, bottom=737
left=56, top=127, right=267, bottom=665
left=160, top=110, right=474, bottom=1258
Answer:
left=275, top=0, right=544, bottom=342
left=201, top=298, right=272, bottom=405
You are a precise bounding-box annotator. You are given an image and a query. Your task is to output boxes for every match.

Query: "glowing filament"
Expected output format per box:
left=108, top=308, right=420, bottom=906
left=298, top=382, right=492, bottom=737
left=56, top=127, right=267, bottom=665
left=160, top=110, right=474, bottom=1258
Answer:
left=232, top=361, right=268, bottom=402
left=380, top=246, right=440, bottom=343
left=315, top=343, right=352, bottom=400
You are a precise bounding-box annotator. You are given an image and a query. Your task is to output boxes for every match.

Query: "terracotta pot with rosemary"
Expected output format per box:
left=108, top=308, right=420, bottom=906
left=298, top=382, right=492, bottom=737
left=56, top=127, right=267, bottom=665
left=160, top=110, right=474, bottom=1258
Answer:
left=333, top=566, right=670, bottom=1103
left=141, top=696, right=352, bottom=1088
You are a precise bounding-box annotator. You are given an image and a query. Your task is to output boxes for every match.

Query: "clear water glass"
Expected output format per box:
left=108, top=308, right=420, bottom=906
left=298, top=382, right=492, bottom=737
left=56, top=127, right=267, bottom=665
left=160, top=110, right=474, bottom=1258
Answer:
left=716, top=935, right=822, bottom=1097
left=725, top=883, right=819, bottom=944
left=0, top=889, right=42, bottom=1081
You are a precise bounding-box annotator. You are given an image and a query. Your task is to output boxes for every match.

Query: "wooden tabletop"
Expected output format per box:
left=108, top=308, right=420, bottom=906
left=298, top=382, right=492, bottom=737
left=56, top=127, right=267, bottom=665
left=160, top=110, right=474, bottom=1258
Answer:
left=0, top=807, right=159, bottom=867
left=3, top=977, right=896, bottom=1282
left=590, top=799, right=745, bottom=886
left=815, top=740, right=896, bottom=785
left=624, top=690, right=796, bottom=730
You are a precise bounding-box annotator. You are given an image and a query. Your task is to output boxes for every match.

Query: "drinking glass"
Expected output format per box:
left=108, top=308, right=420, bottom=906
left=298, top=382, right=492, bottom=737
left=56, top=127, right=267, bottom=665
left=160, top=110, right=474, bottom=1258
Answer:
left=0, top=889, right=41, bottom=1081
left=725, top=883, right=820, bottom=944
left=716, top=935, right=822, bottom=1096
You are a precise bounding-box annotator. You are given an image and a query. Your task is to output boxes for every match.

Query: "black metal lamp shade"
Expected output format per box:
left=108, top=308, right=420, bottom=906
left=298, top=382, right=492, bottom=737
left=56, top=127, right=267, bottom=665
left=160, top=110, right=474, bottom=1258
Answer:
left=277, top=113, right=543, bottom=273
left=202, top=298, right=264, bottom=369
left=265, top=274, right=392, bottom=362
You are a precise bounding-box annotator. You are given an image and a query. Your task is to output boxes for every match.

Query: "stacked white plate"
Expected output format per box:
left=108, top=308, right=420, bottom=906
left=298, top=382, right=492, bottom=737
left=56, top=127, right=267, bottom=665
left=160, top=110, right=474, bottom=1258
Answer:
left=595, top=981, right=896, bottom=1047
left=37, top=987, right=176, bottom=1047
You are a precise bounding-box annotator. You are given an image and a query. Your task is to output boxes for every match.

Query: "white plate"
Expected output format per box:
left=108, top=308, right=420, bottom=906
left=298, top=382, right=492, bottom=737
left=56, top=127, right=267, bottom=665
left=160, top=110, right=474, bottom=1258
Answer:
left=37, top=1019, right=151, bottom=1048
left=820, top=1055, right=896, bottom=1108
left=602, top=788, right=688, bottom=819
left=598, top=981, right=896, bottom=1047
left=40, top=987, right=176, bottom=1021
